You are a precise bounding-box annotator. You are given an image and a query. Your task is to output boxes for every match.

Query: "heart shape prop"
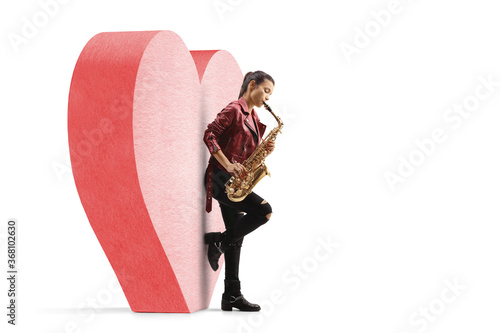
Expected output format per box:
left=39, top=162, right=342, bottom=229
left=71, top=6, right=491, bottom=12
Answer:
left=68, top=30, right=242, bottom=312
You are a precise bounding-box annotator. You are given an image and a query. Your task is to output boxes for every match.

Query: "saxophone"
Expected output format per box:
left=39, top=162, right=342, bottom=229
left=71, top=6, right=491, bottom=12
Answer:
left=225, top=101, right=283, bottom=202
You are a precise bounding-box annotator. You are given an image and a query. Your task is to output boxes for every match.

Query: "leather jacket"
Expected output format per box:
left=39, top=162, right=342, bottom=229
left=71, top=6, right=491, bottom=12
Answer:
left=203, top=96, right=267, bottom=173
left=203, top=96, right=267, bottom=212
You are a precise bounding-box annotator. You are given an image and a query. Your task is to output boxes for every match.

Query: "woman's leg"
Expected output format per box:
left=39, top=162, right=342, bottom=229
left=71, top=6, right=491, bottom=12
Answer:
left=218, top=204, right=245, bottom=281
left=204, top=164, right=266, bottom=311
left=208, top=164, right=273, bottom=242
left=215, top=188, right=262, bottom=311
left=204, top=164, right=272, bottom=271
left=216, top=191, right=272, bottom=242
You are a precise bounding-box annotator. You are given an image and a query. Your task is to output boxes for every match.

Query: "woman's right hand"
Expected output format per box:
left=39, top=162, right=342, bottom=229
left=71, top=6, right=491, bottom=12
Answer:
left=226, top=163, right=246, bottom=177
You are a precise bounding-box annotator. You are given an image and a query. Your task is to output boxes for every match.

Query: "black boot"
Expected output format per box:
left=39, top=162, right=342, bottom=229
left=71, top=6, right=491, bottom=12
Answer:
left=204, top=231, right=233, bottom=271
left=221, top=279, right=261, bottom=311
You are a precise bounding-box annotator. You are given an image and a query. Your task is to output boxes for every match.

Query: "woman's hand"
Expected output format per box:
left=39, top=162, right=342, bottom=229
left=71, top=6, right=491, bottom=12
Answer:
left=265, top=141, right=275, bottom=153
left=226, top=162, right=246, bottom=177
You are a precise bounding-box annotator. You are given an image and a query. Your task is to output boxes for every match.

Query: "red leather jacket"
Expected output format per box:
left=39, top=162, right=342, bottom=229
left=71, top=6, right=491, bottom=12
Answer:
left=204, top=96, right=267, bottom=172
left=203, top=96, right=267, bottom=212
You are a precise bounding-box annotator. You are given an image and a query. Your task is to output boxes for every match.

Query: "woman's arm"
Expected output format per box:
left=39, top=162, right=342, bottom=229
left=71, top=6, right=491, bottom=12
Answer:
left=204, top=103, right=247, bottom=176
left=211, top=149, right=245, bottom=176
left=213, top=141, right=274, bottom=176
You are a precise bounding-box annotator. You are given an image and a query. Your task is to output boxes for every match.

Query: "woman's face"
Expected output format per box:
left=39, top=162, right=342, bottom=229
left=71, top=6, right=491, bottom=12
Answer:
left=249, top=79, right=274, bottom=108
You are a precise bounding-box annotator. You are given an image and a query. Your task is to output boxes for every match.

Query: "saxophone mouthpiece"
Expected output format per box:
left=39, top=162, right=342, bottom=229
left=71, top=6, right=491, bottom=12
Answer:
left=262, top=101, right=272, bottom=111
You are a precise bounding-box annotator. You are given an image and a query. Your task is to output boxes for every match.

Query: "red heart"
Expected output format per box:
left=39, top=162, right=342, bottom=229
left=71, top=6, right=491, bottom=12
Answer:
left=68, top=30, right=242, bottom=312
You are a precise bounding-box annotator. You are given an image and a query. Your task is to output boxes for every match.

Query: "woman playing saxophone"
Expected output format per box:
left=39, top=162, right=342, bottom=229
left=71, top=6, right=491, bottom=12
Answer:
left=203, top=70, right=275, bottom=311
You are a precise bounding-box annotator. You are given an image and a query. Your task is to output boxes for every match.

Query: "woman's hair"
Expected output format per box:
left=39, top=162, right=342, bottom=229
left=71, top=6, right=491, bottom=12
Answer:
left=238, top=71, right=275, bottom=99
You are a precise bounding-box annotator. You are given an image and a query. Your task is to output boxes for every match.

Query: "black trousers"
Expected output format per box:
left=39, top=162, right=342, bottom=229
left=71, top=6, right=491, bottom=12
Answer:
left=204, top=164, right=272, bottom=280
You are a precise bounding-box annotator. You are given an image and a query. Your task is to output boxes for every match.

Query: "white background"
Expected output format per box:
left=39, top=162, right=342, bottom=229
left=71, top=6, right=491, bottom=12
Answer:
left=1, top=0, right=500, bottom=332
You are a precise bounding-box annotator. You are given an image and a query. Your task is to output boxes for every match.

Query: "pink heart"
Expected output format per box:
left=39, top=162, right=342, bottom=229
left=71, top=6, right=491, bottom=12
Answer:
left=68, top=30, right=242, bottom=312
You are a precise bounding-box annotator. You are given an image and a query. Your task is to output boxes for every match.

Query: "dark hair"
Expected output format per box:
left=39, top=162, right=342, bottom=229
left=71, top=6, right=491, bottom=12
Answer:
left=238, top=71, right=275, bottom=99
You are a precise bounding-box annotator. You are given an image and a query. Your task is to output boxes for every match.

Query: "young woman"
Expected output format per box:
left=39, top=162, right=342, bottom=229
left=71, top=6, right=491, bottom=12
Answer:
left=203, top=70, right=275, bottom=311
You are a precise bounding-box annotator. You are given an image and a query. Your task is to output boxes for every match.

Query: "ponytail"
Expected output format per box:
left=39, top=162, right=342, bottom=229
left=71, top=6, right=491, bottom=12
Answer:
left=238, top=70, right=275, bottom=99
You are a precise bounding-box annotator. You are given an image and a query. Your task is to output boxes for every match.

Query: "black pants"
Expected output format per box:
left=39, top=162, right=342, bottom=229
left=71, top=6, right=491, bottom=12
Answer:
left=204, top=164, right=272, bottom=280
